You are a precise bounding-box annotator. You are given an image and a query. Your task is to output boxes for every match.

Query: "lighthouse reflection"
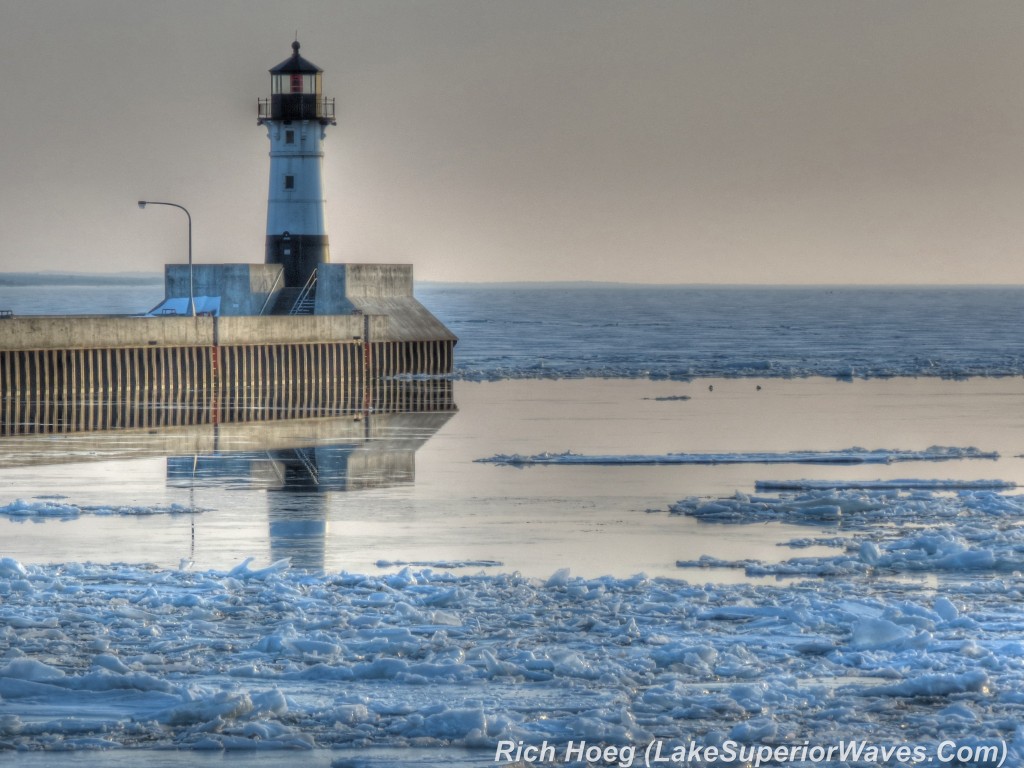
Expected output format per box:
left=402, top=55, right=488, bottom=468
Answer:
left=167, top=407, right=455, bottom=571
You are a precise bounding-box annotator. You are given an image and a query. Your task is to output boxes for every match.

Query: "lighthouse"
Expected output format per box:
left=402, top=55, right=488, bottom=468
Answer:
left=257, top=41, right=337, bottom=289
left=2, top=40, right=457, bottom=433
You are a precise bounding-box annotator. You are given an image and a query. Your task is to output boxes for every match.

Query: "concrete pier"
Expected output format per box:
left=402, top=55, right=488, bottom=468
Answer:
left=1, top=42, right=458, bottom=437
left=0, top=313, right=455, bottom=435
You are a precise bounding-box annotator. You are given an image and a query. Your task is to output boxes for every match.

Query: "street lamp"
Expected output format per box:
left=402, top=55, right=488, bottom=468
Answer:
left=138, top=200, right=194, bottom=317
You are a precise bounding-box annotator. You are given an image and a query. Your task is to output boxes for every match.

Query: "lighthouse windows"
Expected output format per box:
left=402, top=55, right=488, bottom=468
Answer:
left=285, top=130, right=295, bottom=144
left=272, top=73, right=319, bottom=95
left=284, top=175, right=295, bottom=189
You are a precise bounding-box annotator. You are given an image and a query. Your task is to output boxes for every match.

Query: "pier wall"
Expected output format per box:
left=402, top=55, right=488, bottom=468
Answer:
left=0, top=314, right=456, bottom=435
left=0, top=314, right=400, bottom=350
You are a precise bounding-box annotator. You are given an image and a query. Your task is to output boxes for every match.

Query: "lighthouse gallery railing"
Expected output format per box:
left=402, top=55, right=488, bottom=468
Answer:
left=258, top=98, right=336, bottom=122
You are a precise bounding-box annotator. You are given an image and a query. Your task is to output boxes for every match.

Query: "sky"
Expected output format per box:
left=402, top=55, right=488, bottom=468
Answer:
left=1, top=0, right=1023, bottom=285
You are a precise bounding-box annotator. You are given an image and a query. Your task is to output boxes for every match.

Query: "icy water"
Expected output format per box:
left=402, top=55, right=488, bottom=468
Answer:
left=4, top=376, right=1024, bottom=582
left=4, top=280, right=1024, bottom=766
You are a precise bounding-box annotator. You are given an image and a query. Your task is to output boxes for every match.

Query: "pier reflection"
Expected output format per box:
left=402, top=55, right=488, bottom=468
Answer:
left=0, top=380, right=456, bottom=572
left=0, top=377, right=452, bottom=436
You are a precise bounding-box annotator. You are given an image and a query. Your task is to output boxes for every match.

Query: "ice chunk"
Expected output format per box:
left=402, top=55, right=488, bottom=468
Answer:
left=375, top=559, right=503, bottom=569
left=545, top=568, right=572, bottom=588
left=729, top=717, right=777, bottom=742
left=92, top=654, right=131, bottom=674
left=0, top=557, right=28, bottom=578
left=158, top=691, right=254, bottom=725
left=418, top=707, right=487, bottom=740
left=0, top=498, right=81, bottom=518
left=933, top=597, right=960, bottom=622
left=859, top=541, right=882, bottom=565
left=850, top=618, right=916, bottom=650
left=0, top=658, right=66, bottom=681
left=225, top=557, right=291, bottom=580
left=861, top=671, right=989, bottom=698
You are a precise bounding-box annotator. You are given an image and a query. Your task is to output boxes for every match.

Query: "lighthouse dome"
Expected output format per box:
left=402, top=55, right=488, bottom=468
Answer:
left=260, top=40, right=334, bottom=124
left=269, top=40, right=323, bottom=75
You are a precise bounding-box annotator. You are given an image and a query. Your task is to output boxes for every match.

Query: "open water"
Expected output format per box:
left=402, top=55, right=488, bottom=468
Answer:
left=4, top=279, right=1024, bottom=381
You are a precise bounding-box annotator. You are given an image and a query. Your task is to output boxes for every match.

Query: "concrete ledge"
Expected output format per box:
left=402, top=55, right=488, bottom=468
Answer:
left=0, top=313, right=393, bottom=350
left=216, top=314, right=384, bottom=345
left=1, top=262, right=455, bottom=350
left=317, top=263, right=412, bottom=312
left=316, top=264, right=456, bottom=342
left=0, top=315, right=213, bottom=351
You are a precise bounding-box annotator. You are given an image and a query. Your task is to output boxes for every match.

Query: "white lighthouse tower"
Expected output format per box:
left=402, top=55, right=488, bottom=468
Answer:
left=257, top=41, right=336, bottom=289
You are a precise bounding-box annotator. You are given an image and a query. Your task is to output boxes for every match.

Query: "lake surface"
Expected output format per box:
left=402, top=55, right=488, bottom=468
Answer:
left=3, top=375, right=1023, bottom=582
left=3, top=280, right=1024, bottom=765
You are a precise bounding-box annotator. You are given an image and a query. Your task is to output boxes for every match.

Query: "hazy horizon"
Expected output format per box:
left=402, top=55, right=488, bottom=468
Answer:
left=2, top=1, right=1023, bottom=285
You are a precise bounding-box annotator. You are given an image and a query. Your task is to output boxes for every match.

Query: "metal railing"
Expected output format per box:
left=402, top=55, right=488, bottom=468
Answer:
left=257, top=98, right=336, bottom=122
left=258, top=268, right=285, bottom=316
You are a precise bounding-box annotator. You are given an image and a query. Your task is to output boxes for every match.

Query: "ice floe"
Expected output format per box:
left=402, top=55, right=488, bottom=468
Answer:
left=375, top=559, right=504, bottom=569
left=756, top=479, right=1017, bottom=491
left=671, top=487, right=1024, bottom=528
left=479, top=445, right=998, bottom=467
left=672, top=487, right=1024, bottom=586
left=0, top=498, right=197, bottom=521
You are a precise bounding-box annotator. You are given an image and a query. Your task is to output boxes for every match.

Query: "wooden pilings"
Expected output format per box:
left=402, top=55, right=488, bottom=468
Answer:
left=0, top=339, right=456, bottom=435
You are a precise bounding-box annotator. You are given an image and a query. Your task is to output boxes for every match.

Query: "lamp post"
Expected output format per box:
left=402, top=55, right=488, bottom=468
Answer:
left=138, top=200, right=194, bottom=317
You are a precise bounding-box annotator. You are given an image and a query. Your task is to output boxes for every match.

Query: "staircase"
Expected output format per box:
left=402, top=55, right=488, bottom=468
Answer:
left=289, top=291, right=316, bottom=315
left=269, top=270, right=318, bottom=315
left=288, top=270, right=318, bottom=315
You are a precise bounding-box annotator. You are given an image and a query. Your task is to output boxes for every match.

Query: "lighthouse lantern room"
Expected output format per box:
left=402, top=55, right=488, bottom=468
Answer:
left=258, top=41, right=337, bottom=288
